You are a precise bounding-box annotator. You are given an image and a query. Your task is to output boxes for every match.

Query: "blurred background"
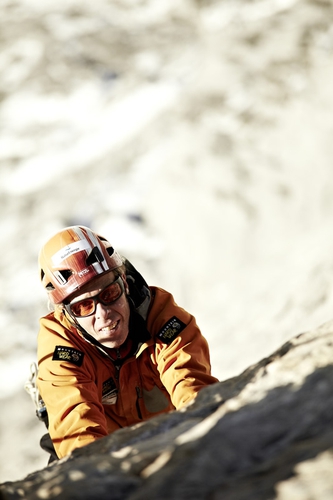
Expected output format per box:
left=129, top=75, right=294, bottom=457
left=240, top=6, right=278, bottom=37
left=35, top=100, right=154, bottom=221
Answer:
left=1, top=0, right=333, bottom=483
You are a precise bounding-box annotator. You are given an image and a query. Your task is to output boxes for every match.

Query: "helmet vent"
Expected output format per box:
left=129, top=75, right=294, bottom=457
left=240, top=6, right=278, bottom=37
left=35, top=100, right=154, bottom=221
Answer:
left=106, top=246, right=115, bottom=257
left=60, top=269, right=72, bottom=281
left=53, top=269, right=72, bottom=285
left=86, top=246, right=104, bottom=266
left=46, top=282, right=55, bottom=291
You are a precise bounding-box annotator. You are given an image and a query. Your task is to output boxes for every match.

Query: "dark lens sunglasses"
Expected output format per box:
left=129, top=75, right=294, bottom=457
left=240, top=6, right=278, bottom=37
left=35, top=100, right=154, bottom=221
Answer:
left=65, top=276, right=125, bottom=318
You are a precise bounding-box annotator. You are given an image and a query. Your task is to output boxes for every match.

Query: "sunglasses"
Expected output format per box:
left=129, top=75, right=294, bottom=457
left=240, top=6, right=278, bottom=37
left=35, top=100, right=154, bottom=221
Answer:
left=66, top=276, right=125, bottom=318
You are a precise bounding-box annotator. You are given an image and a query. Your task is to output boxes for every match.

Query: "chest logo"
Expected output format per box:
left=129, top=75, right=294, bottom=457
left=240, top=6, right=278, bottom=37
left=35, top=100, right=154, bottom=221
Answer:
left=157, top=316, right=186, bottom=344
left=102, top=377, right=118, bottom=405
left=52, top=346, right=84, bottom=366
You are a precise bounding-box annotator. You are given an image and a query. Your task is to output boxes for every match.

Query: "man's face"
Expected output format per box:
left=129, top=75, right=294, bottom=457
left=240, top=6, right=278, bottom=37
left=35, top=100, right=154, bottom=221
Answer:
left=68, top=271, right=130, bottom=349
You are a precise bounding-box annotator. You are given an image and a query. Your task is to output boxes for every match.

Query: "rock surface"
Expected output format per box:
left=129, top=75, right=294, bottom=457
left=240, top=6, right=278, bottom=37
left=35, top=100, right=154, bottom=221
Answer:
left=2, top=320, right=333, bottom=499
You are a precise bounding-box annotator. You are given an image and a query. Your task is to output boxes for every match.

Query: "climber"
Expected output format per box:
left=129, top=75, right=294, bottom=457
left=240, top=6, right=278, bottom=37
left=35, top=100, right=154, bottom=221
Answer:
left=35, top=225, right=219, bottom=462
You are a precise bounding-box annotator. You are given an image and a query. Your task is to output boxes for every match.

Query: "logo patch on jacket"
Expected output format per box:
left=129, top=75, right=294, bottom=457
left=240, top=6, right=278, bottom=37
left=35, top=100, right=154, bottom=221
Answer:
left=102, top=377, right=118, bottom=405
left=157, top=316, right=186, bottom=344
left=52, top=346, right=84, bottom=366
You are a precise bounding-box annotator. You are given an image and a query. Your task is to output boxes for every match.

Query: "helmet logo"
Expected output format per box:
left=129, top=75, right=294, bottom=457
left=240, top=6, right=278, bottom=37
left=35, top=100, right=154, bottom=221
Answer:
left=51, top=240, right=91, bottom=266
left=78, top=268, right=90, bottom=277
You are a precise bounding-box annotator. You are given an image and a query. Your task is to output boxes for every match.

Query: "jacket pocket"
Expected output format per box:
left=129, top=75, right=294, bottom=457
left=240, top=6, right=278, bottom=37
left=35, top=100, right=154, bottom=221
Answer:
left=142, top=385, right=170, bottom=413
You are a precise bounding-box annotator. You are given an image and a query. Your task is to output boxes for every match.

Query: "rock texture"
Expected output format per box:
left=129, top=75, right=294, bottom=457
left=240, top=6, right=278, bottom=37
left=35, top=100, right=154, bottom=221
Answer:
left=2, top=320, right=333, bottom=499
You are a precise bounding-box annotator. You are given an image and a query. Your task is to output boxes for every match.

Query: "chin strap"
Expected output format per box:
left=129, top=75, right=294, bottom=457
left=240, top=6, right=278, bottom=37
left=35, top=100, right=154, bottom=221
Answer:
left=61, top=259, right=152, bottom=355
left=62, top=307, right=121, bottom=361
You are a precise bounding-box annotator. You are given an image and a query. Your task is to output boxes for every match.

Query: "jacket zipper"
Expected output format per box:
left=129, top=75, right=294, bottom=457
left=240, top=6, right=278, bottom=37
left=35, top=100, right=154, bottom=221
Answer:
left=135, top=386, right=143, bottom=419
left=98, top=345, right=142, bottom=417
left=114, top=349, right=122, bottom=380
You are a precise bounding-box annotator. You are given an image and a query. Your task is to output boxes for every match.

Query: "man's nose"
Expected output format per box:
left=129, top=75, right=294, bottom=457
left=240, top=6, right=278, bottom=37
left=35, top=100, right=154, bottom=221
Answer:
left=95, top=301, right=110, bottom=318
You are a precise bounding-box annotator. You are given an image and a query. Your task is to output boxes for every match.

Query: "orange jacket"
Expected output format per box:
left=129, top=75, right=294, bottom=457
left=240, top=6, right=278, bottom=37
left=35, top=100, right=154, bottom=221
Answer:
left=37, top=286, right=218, bottom=458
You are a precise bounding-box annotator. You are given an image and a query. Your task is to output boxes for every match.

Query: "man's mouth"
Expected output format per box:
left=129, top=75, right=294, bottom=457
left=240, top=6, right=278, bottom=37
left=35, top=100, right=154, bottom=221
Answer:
left=101, top=320, right=119, bottom=333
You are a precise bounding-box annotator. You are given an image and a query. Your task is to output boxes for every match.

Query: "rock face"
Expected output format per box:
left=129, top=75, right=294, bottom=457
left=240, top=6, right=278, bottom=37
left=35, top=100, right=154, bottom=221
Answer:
left=2, top=321, right=333, bottom=499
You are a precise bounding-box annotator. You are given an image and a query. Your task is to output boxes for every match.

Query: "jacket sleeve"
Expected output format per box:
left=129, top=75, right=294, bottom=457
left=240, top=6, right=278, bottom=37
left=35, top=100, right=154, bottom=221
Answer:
left=147, top=288, right=219, bottom=409
left=37, top=314, right=117, bottom=458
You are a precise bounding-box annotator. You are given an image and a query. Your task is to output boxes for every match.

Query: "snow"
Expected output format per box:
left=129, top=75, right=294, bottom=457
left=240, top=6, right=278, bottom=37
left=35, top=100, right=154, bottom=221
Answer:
left=1, top=81, right=180, bottom=195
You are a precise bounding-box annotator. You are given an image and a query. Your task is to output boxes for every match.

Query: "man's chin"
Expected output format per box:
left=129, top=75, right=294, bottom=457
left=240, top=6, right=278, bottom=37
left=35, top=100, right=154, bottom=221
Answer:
left=100, top=332, right=128, bottom=350
left=101, top=340, right=123, bottom=349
